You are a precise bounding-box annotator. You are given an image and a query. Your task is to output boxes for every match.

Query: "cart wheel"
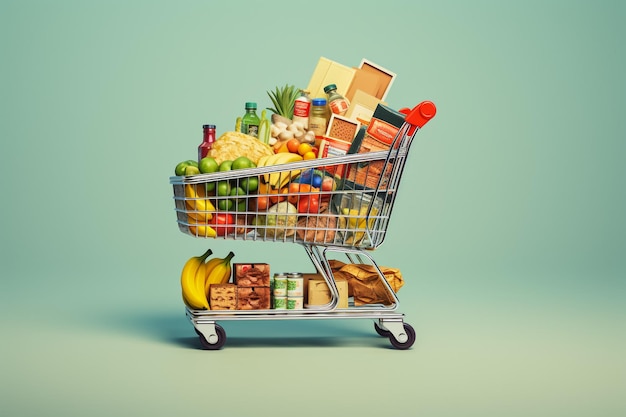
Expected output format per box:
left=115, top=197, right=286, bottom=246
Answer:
left=198, top=324, right=227, bottom=350
left=374, top=322, right=392, bottom=337
left=389, top=323, right=416, bottom=350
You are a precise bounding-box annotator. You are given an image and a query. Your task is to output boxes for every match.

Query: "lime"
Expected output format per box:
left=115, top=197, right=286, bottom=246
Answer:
left=219, top=160, right=233, bottom=172
left=175, top=161, right=190, bottom=176
left=218, top=198, right=234, bottom=211
left=216, top=180, right=231, bottom=197
left=205, top=182, right=216, bottom=193
left=232, top=156, right=255, bottom=171
left=236, top=200, right=247, bottom=212
left=229, top=186, right=246, bottom=203
left=184, top=165, right=200, bottom=176
left=241, top=176, right=259, bottom=193
left=199, top=157, right=219, bottom=174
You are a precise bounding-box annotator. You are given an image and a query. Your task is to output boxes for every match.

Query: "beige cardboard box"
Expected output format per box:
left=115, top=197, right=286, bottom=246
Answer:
left=306, top=56, right=356, bottom=100
left=305, top=274, right=349, bottom=308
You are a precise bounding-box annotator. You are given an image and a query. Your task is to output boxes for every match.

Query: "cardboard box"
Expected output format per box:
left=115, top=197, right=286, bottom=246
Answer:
left=345, top=89, right=386, bottom=125
left=344, top=104, right=407, bottom=189
left=306, top=57, right=356, bottom=100
left=237, top=287, right=271, bottom=310
left=326, top=114, right=361, bottom=143
left=354, top=59, right=396, bottom=101
left=233, top=263, right=270, bottom=287
left=316, top=136, right=352, bottom=178
left=304, top=274, right=349, bottom=308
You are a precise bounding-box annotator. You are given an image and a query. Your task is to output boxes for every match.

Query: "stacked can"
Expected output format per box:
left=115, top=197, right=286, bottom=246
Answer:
left=272, top=273, right=288, bottom=310
left=286, top=272, right=304, bottom=309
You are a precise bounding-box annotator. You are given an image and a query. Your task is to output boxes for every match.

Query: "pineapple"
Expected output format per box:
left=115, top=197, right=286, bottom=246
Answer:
left=266, top=84, right=300, bottom=125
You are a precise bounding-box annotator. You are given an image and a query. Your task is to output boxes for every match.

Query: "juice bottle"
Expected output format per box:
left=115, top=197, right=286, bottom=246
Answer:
left=309, top=98, right=329, bottom=140
left=324, top=84, right=350, bottom=116
left=292, top=90, right=311, bottom=129
left=198, top=124, right=216, bottom=162
left=241, top=102, right=260, bottom=137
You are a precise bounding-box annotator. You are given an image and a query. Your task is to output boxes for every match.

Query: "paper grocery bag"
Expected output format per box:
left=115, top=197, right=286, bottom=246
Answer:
left=329, top=260, right=404, bottom=306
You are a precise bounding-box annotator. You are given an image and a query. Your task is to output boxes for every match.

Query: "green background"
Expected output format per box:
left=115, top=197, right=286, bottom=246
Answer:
left=1, top=0, right=624, bottom=416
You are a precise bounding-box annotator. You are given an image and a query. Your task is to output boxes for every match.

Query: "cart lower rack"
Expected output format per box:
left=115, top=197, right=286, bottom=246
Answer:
left=170, top=101, right=436, bottom=349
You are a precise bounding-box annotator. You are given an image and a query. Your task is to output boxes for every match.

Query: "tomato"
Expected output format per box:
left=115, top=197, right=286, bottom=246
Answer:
left=297, top=194, right=320, bottom=214
left=210, top=212, right=235, bottom=236
left=320, top=176, right=336, bottom=201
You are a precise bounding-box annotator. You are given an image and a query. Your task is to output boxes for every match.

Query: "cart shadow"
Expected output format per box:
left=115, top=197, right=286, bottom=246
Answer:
left=96, top=309, right=388, bottom=349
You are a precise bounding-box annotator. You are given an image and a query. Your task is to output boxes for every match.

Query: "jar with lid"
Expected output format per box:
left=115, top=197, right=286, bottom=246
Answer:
left=309, top=98, right=329, bottom=139
left=198, top=124, right=216, bottom=162
left=324, top=83, right=350, bottom=116
left=292, top=90, right=311, bottom=129
left=241, top=102, right=260, bottom=137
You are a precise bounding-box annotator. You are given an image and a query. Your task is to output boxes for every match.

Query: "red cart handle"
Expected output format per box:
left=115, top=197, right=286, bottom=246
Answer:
left=399, top=101, right=436, bottom=135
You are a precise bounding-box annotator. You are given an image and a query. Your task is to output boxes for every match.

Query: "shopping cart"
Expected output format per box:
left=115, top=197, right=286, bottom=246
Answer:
left=170, top=101, right=436, bottom=349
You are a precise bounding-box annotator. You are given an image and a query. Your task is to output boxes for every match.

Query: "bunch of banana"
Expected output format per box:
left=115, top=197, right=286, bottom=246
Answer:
left=181, top=249, right=236, bottom=310
left=338, top=206, right=379, bottom=245
left=256, top=152, right=304, bottom=189
left=184, top=183, right=218, bottom=237
left=180, top=248, right=213, bottom=310
left=203, top=251, right=236, bottom=294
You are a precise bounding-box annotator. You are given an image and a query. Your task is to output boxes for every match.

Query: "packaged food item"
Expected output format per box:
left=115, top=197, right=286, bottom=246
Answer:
left=292, top=90, right=311, bottom=129
left=324, top=83, right=350, bottom=116
left=198, top=124, right=216, bottom=163
left=237, top=287, right=271, bottom=310
left=286, top=272, right=304, bottom=297
left=287, top=296, right=303, bottom=310
left=309, top=98, right=329, bottom=140
left=305, top=276, right=349, bottom=308
left=273, top=273, right=288, bottom=297
left=273, top=296, right=287, bottom=310
left=208, top=131, right=274, bottom=165
left=234, top=264, right=270, bottom=287
left=241, top=102, right=260, bottom=137
left=209, top=283, right=237, bottom=310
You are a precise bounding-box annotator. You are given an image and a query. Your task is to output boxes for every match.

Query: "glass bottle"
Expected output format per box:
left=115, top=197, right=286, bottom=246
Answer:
left=198, top=124, right=216, bottom=162
left=241, top=102, right=260, bottom=137
left=309, top=98, right=330, bottom=139
left=292, top=90, right=311, bottom=129
left=324, top=83, right=350, bottom=116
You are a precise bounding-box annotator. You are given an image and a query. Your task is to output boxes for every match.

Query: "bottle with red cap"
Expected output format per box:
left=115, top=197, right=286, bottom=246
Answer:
left=198, top=124, right=216, bottom=163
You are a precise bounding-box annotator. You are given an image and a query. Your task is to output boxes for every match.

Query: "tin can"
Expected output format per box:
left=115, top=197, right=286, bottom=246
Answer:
left=287, top=296, right=304, bottom=310
left=273, top=296, right=287, bottom=310
left=273, top=273, right=288, bottom=297
left=287, top=272, right=304, bottom=297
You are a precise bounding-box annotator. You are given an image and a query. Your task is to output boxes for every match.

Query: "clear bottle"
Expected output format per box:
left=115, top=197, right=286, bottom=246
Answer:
left=292, top=90, right=311, bottom=129
left=309, top=98, right=329, bottom=139
left=198, top=124, right=216, bottom=162
left=324, top=83, right=350, bottom=116
left=241, top=102, right=260, bottom=137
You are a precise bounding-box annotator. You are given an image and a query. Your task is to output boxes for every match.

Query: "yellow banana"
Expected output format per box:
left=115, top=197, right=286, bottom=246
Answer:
left=194, top=261, right=210, bottom=310
left=180, top=248, right=212, bottom=310
left=205, top=251, right=236, bottom=292
left=185, top=184, right=215, bottom=218
left=267, top=153, right=303, bottom=189
left=188, top=222, right=217, bottom=238
left=203, top=256, right=225, bottom=294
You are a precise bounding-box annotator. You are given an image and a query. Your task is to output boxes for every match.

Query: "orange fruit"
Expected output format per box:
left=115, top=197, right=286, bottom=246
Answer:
left=297, top=142, right=312, bottom=156
left=286, top=138, right=301, bottom=154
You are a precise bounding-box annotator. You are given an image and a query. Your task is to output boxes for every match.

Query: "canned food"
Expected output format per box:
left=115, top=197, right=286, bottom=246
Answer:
left=287, top=273, right=304, bottom=297
left=273, top=296, right=287, bottom=310
left=273, top=273, right=288, bottom=297
left=287, top=296, right=304, bottom=310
